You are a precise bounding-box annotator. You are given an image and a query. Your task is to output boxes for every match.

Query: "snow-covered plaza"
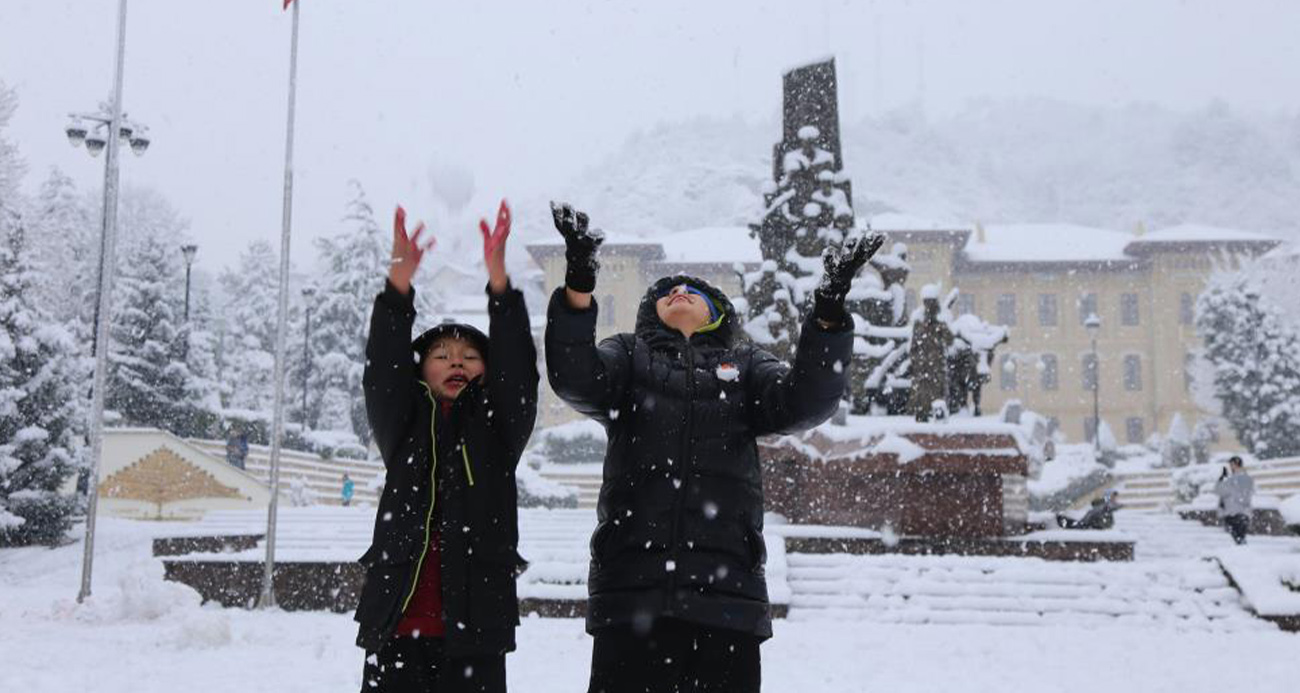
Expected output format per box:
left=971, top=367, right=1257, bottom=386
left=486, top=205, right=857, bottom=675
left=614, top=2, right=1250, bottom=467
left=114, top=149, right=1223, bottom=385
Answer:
left=3, top=511, right=1298, bottom=693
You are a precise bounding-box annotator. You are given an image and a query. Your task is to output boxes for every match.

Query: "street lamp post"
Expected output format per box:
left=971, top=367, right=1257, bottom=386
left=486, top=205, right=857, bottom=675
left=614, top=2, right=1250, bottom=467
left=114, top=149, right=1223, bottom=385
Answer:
left=1085, top=313, right=1102, bottom=456
left=181, top=244, right=198, bottom=321
left=300, top=285, right=315, bottom=427
left=68, top=0, right=153, bottom=604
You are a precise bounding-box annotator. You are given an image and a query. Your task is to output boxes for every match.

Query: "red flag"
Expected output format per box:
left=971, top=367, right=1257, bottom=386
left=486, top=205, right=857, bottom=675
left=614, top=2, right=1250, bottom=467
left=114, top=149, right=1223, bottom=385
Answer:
left=283, top=0, right=293, bottom=9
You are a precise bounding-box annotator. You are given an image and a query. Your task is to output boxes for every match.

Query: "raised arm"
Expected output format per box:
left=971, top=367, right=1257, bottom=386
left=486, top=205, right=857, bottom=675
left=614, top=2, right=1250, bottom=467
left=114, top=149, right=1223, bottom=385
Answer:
left=542, top=201, right=628, bottom=424
left=745, top=315, right=853, bottom=436
left=479, top=200, right=539, bottom=459
left=746, top=231, right=882, bottom=436
left=545, top=289, right=632, bottom=425
left=364, top=206, right=432, bottom=463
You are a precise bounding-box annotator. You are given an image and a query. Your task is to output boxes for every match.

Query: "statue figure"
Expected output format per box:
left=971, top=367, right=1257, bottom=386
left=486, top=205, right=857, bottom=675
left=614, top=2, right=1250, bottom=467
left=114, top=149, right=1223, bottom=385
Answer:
left=909, top=292, right=954, bottom=422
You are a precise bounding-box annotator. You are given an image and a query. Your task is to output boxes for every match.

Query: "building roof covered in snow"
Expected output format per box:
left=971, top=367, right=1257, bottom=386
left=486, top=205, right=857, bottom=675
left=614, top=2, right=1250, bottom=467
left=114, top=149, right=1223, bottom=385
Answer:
left=963, top=223, right=1137, bottom=264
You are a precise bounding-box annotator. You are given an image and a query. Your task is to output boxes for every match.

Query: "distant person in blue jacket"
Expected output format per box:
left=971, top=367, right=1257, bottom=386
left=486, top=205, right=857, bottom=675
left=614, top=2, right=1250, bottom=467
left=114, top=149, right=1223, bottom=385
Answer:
left=341, top=473, right=355, bottom=507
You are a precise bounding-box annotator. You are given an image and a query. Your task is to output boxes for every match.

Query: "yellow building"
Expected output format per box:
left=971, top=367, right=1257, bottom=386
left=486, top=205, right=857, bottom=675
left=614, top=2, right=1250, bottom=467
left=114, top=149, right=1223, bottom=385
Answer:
left=527, top=218, right=1279, bottom=445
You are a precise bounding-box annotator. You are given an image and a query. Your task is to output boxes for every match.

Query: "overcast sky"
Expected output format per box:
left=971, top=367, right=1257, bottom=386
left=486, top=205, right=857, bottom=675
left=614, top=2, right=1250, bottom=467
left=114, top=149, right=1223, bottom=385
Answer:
left=3, top=0, right=1299, bottom=271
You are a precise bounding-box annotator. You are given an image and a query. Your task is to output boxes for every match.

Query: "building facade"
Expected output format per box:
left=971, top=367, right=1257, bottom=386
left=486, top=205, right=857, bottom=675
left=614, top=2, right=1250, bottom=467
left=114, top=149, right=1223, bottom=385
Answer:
left=527, top=220, right=1279, bottom=446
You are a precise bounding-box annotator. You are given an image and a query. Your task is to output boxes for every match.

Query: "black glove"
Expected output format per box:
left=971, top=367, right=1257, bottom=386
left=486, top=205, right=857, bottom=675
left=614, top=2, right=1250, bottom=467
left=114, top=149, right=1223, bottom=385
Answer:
left=550, top=201, right=605, bottom=293
left=813, top=231, right=885, bottom=324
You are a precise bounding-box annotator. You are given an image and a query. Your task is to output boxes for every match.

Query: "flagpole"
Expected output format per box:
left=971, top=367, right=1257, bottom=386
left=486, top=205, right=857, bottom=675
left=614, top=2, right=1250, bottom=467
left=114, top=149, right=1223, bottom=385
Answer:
left=258, top=0, right=301, bottom=609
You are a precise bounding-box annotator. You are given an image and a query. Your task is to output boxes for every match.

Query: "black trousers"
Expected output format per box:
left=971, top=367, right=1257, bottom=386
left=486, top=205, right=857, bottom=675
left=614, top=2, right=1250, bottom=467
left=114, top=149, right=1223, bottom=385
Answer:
left=1224, top=514, right=1250, bottom=544
left=361, top=637, right=506, bottom=693
left=588, top=618, right=762, bottom=693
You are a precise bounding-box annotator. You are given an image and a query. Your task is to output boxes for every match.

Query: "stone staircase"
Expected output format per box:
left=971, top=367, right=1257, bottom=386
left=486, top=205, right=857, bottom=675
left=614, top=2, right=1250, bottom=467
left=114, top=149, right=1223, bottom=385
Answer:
left=785, top=511, right=1298, bottom=631
left=536, top=464, right=602, bottom=509
left=1112, top=457, right=1300, bottom=511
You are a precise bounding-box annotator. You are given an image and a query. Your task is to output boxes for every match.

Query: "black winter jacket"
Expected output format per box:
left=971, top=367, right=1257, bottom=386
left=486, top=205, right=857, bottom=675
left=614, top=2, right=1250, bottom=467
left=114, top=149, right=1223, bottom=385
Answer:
left=545, top=275, right=852, bottom=638
left=354, top=281, right=538, bottom=657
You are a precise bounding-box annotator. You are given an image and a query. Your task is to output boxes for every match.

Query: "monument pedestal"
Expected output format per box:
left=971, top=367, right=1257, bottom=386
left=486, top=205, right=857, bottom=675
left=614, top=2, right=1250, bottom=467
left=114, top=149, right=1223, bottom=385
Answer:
left=761, top=420, right=1131, bottom=561
left=761, top=423, right=1031, bottom=538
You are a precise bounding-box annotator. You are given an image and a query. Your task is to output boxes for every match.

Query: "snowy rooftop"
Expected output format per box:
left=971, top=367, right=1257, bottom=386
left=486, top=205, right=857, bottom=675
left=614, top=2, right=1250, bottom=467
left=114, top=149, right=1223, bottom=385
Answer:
left=963, top=223, right=1135, bottom=263
left=530, top=219, right=1278, bottom=268
left=1139, top=224, right=1278, bottom=244
left=868, top=212, right=967, bottom=231
left=655, top=226, right=762, bottom=265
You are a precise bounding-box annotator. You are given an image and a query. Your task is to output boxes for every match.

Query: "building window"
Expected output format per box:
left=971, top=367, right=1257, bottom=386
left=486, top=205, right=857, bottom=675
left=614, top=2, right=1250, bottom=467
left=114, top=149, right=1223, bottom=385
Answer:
left=1040, top=354, right=1059, bottom=391
left=999, top=354, right=1017, bottom=391
left=1180, top=292, right=1195, bottom=326
left=602, top=294, right=617, bottom=326
left=1184, top=352, right=1195, bottom=392
left=1038, top=294, right=1058, bottom=327
left=1123, top=354, right=1142, bottom=391
left=997, top=294, right=1017, bottom=326
left=1078, top=293, right=1098, bottom=325
left=956, top=293, right=976, bottom=316
left=1125, top=417, right=1145, bottom=444
left=1083, top=417, right=1098, bottom=443
left=1082, top=353, right=1098, bottom=392
left=1121, top=293, right=1140, bottom=326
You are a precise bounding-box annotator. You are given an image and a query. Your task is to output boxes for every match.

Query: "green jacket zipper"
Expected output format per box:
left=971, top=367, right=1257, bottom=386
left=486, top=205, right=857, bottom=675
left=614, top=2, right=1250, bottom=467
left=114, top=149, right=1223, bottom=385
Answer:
left=400, top=386, right=476, bottom=614
left=401, top=387, right=441, bottom=613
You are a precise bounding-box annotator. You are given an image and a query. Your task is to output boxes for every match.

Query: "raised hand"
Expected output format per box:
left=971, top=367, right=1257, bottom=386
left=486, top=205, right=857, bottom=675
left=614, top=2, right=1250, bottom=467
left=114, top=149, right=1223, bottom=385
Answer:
left=480, top=199, right=511, bottom=294
left=389, top=205, right=433, bottom=295
left=550, top=201, right=605, bottom=294
left=813, top=230, right=886, bottom=325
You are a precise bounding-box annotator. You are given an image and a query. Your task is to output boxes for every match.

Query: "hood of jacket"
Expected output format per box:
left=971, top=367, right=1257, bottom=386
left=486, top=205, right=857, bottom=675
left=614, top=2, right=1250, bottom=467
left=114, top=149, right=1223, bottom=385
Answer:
left=634, top=274, right=738, bottom=352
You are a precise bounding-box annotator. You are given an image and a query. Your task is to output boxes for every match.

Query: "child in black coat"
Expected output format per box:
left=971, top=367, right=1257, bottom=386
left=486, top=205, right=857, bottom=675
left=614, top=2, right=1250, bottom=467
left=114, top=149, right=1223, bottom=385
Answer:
left=355, top=201, right=537, bottom=693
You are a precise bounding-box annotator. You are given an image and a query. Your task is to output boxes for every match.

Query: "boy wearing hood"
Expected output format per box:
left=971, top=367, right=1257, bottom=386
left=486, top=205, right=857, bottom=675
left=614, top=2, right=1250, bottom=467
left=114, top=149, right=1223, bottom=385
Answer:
left=544, top=202, right=880, bottom=693
left=354, top=201, right=537, bottom=693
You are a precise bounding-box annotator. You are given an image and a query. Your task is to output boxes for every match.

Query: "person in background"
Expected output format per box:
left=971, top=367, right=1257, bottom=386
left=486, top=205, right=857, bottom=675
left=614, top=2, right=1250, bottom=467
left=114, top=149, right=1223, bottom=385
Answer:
left=225, top=427, right=249, bottom=470
left=341, top=473, right=355, bottom=507
left=1215, top=456, right=1255, bottom=545
left=1056, top=490, right=1120, bottom=530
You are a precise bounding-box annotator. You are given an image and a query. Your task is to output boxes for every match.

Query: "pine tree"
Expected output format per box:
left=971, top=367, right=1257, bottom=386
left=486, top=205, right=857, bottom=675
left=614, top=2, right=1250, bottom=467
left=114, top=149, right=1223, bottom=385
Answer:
left=30, top=168, right=96, bottom=330
left=106, top=193, right=207, bottom=436
left=1196, top=274, right=1300, bottom=459
left=0, top=209, right=83, bottom=545
left=218, top=240, right=281, bottom=416
left=311, top=180, right=388, bottom=444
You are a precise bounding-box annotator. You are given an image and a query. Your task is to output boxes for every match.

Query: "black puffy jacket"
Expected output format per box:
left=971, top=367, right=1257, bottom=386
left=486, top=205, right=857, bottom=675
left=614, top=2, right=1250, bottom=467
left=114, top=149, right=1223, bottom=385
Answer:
left=545, top=275, right=852, bottom=638
left=354, top=281, right=537, bottom=657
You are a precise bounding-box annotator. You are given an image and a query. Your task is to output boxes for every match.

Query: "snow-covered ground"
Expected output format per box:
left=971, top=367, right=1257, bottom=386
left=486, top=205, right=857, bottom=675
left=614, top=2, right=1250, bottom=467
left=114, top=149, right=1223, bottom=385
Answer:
left=3, top=516, right=1298, bottom=692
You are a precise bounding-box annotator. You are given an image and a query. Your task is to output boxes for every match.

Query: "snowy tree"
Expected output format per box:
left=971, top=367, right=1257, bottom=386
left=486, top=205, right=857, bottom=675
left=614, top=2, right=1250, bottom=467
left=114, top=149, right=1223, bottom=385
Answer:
left=0, top=80, right=22, bottom=205
left=106, top=192, right=211, bottom=437
left=218, top=240, right=281, bottom=416
left=29, top=168, right=97, bottom=330
left=1196, top=274, right=1300, bottom=459
left=310, top=180, right=389, bottom=443
left=0, top=209, right=83, bottom=545
left=1160, top=412, right=1193, bottom=468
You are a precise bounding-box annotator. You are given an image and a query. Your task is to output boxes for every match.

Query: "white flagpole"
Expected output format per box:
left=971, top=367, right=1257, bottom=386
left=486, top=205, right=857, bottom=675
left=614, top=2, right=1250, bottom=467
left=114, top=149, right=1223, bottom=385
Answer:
left=77, top=0, right=131, bottom=604
left=258, top=0, right=301, bottom=609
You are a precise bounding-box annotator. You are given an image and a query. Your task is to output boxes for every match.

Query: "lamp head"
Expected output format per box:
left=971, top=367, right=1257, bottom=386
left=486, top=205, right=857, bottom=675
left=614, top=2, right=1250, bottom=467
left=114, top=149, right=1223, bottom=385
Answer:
left=65, top=120, right=88, bottom=148
left=84, top=131, right=107, bottom=157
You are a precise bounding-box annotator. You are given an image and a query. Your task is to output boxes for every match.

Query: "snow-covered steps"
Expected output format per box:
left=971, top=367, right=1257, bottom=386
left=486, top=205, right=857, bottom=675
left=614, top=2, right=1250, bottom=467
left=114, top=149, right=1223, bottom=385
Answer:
left=1111, top=457, right=1300, bottom=512
left=785, top=552, right=1266, bottom=631
left=536, top=464, right=602, bottom=509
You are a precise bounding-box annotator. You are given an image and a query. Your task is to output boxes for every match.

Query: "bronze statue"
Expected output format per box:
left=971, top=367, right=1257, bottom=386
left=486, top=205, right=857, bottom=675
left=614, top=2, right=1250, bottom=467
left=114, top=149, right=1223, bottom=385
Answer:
left=909, top=295, right=954, bottom=421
